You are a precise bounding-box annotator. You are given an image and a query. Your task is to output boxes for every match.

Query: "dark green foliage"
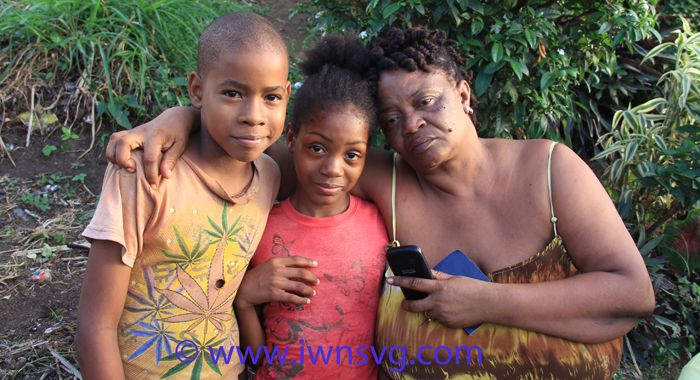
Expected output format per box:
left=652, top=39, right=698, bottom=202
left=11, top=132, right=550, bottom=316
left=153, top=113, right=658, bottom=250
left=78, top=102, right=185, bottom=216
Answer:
left=659, top=211, right=700, bottom=271
left=293, top=0, right=658, bottom=154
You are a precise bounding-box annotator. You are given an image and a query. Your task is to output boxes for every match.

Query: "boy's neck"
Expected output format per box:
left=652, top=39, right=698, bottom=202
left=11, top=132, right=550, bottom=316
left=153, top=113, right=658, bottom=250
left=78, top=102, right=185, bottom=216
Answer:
left=185, top=130, right=253, bottom=197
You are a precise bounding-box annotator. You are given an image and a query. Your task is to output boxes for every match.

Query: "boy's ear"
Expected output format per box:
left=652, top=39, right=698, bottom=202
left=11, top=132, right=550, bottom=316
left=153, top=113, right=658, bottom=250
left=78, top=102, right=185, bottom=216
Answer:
left=285, top=81, right=292, bottom=103
left=188, top=71, right=204, bottom=108
left=285, top=123, right=296, bottom=154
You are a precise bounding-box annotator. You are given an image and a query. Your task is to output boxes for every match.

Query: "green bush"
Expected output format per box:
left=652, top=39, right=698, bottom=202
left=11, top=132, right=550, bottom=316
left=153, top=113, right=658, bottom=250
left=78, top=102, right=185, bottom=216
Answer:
left=293, top=0, right=658, bottom=156
left=0, top=0, right=259, bottom=129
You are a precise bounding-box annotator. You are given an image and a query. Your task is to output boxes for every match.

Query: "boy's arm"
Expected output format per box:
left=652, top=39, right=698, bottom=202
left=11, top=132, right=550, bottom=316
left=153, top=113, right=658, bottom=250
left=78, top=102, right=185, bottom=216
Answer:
left=75, top=240, right=132, bottom=380
left=233, top=296, right=266, bottom=368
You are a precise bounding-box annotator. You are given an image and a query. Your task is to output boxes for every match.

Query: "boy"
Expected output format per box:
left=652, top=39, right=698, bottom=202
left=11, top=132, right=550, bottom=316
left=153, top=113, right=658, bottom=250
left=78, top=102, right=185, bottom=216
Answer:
left=75, top=12, right=304, bottom=380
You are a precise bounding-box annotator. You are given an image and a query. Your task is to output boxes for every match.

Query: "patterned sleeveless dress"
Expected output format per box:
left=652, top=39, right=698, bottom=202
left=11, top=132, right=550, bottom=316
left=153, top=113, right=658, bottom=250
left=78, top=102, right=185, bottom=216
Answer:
left=375, top=143, right=622, bottom=379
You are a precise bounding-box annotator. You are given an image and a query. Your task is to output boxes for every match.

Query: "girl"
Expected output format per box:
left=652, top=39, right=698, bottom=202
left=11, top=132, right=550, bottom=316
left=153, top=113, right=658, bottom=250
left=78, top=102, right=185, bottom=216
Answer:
left=233, top=34, right=389, bottom=379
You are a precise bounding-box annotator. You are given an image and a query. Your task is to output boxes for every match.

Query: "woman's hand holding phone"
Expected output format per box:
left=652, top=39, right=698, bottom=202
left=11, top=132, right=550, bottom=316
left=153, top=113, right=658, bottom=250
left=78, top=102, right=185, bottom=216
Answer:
left=386, top=268, right=492, bottom=329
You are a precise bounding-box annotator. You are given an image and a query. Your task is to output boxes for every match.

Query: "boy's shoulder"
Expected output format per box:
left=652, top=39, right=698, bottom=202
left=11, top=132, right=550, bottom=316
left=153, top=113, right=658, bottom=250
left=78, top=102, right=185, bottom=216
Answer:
left=254, top=153, right=281, bottom=195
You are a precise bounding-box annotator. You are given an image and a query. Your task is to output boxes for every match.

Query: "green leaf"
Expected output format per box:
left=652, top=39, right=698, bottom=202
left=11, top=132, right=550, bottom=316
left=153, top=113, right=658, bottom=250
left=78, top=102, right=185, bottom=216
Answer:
left=540, top=72, right=555, bottom=90
left=468, top=0, right=484, bottom=14
left=597, top=21, right=611, bottom=35
left=484, top=61, right=504, bottom=74
left=207, top=216, right=224, bottom=236
left=641, top=42, right=673, bottom=64
left=190, top=354, right=203, bottom=380
left=383, top=3, right=402, bottom=18
left=640, top=235, right=664, bottom=256
left=471, top=19, right=483, bottom=35
left=612, top=30, right=627, bottom=47
left=524, top=29, right=536, bottom=49
left=535, top=8, right=560, bottom=19
left=415, top=4, right=425, bottom=15
left=116, top=110, right=132, bottom=129
left=653, top=134, right=668, bottom=151
left=474, top=69, right=493, bottom=97
left=491, top=43, right=503, bottom=63
left=624, top=143, right=638, bottom=165
left=509, top=58, right=523, bottom=80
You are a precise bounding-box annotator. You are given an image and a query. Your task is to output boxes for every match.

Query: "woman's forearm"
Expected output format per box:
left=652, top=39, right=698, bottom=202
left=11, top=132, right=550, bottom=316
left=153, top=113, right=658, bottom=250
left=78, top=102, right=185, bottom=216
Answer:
left=482, top=270, right=654, bottom=343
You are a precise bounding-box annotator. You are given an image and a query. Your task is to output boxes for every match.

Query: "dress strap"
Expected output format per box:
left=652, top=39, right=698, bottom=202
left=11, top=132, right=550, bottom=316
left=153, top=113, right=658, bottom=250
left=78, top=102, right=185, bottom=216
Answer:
left=387, top=153, right=401, bottom=249
left=547, top=141, right=558, bottom=237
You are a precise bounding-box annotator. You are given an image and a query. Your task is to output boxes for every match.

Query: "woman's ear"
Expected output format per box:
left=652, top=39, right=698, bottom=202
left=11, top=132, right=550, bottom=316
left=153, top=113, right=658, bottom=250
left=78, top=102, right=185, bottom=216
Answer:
left=188, top=71, right=204, bottom=109
left=285, top=123, right=296, bottom=154
left=456, top=79, right=472, bottom=113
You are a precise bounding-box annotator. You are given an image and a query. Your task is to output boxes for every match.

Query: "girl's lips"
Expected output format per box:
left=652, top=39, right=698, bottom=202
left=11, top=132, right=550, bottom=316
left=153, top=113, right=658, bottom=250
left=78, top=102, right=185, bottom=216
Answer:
left=314, top=183, right=343, bottom=196
left=234, top=136, right=265, bottom=148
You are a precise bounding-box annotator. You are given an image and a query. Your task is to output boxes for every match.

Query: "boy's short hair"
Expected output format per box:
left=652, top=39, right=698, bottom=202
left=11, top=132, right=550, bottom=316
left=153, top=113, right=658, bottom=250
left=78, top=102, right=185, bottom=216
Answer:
left=197, top=12, right=288, bottom=77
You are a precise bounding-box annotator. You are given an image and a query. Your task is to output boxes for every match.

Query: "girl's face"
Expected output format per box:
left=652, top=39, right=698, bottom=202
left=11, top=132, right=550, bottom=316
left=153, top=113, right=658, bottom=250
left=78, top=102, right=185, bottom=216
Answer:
left=286, top=107, right=370, bottom=218
left=377, top=68, right=472, bottom=172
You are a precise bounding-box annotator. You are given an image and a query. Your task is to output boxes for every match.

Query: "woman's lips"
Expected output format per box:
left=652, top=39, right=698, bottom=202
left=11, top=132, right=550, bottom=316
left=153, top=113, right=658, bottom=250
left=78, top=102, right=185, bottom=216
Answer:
left=314, top=182, right=343, bottom=196
left=410, top=136, right=435, bottom=153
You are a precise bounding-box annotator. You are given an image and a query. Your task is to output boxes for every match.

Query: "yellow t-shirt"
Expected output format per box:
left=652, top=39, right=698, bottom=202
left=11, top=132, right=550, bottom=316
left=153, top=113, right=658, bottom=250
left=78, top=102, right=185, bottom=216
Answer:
left=83, top=151, right=279, bottom=379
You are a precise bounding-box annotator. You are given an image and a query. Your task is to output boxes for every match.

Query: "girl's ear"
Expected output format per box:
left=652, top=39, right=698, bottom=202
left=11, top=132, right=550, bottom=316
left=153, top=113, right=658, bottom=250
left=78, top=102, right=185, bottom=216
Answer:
left=285, top=123, right=296, bottom=154
left=188, top=71, right=204, bottom=109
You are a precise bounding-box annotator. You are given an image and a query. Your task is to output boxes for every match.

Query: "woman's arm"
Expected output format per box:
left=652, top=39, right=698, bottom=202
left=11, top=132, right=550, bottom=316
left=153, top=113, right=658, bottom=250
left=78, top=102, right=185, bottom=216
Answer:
left=388, top=143, right=655, bottom=343
left=75, top=240, right=132, bottom=380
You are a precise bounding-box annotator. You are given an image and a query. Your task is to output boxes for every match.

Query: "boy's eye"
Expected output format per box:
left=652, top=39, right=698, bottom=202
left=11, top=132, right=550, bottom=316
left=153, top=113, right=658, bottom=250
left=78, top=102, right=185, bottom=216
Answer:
left=265, top=94, right=282, bottom=102
left=224, top=90, right=241, bottom=98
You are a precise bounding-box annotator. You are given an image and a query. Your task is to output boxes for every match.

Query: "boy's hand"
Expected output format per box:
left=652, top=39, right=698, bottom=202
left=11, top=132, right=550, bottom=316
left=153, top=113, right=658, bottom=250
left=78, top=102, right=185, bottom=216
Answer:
left=235, top=257, right=319, bottom=310
left=106, top=106, right=200, bottom=188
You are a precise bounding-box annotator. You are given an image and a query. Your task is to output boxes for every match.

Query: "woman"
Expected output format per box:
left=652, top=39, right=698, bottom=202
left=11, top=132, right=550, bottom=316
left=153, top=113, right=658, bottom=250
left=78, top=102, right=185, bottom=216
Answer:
left=106, top=27, right=654, bottom=379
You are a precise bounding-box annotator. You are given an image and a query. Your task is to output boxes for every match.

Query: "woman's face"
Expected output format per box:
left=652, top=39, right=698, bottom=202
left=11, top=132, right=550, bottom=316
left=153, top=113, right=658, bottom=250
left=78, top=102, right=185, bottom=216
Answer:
left=377, top=68, right=472, bottom=171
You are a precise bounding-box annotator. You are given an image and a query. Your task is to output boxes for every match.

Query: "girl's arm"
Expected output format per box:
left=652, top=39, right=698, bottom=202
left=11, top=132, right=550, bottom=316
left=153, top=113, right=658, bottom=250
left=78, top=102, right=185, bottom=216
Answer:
left=75, top=240, right=132, bottom=380
left=233, top=256, right=319, bottom=366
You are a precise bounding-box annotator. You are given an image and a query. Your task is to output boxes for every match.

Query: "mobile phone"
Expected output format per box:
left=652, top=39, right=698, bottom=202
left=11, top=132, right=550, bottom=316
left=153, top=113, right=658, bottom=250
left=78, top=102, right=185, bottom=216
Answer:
left=386, top=245, right=434, bottom=300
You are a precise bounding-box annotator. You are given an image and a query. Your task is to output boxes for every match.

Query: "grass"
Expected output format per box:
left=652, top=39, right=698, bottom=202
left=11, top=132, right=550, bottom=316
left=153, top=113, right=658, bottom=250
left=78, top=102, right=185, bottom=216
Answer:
left=0, top=0, right=261, bottom=130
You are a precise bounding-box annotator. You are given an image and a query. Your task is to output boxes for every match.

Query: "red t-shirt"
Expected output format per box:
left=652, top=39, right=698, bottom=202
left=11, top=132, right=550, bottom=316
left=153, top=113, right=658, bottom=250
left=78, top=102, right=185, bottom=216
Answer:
left=250, top=195, right=388, bottom=379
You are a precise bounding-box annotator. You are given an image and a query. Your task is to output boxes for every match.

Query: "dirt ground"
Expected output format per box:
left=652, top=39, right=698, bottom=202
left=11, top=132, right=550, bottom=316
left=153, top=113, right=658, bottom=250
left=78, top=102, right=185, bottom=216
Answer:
left=0, top=1, right=306, bottom=378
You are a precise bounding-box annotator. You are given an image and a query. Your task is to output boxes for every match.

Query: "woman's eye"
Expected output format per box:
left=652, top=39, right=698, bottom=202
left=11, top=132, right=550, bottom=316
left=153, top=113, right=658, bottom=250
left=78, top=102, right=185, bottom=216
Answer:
left=224, top=90, right=241, bottom=98
left=419, top=98, right=432, bottom=107
left=386, top=116, right=399, bottom=125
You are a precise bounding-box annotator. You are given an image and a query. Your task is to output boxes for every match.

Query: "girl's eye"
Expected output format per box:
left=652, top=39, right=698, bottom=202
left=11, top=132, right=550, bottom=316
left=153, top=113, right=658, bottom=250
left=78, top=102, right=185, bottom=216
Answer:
left=310, top=145, right=324, bottom=153
left=346, top=152, right=360, bottom=160
left=224, top=90, right=241, bottom=98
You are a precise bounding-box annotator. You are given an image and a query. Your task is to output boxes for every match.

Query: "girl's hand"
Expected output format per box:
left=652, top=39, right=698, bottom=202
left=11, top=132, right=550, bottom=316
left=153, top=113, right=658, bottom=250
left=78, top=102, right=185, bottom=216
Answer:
left=234, top=256, right=320, bottom=311
left=386, top=270, right=492, bottom=329
left=106, top=106, right=200, bottom=188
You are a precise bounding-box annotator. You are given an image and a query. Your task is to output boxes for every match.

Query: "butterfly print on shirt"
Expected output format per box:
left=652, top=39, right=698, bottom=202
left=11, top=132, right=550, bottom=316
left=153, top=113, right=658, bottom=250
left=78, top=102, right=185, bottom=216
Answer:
left=323, top=258, right=365, bottom=296
left=272, top=234, right=295, bottom=256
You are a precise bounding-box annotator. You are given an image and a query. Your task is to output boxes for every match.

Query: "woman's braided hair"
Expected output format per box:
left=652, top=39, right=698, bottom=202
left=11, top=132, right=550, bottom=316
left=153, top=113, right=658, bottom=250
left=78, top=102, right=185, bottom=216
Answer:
left=290, top=33, right=378, bottom=141
left=368, top=26, right=478, bottom=122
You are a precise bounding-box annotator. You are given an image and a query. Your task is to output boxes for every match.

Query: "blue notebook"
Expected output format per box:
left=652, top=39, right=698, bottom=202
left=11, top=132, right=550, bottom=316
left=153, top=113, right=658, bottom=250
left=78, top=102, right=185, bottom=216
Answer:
left=433, top=250, right=490, bottom=335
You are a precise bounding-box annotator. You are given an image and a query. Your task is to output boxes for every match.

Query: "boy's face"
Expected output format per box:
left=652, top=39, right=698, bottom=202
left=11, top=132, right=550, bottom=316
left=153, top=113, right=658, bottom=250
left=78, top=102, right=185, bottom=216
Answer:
left=286, top=108, right=369, bottom=218
left=189, top=47, right=290, bottom=162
